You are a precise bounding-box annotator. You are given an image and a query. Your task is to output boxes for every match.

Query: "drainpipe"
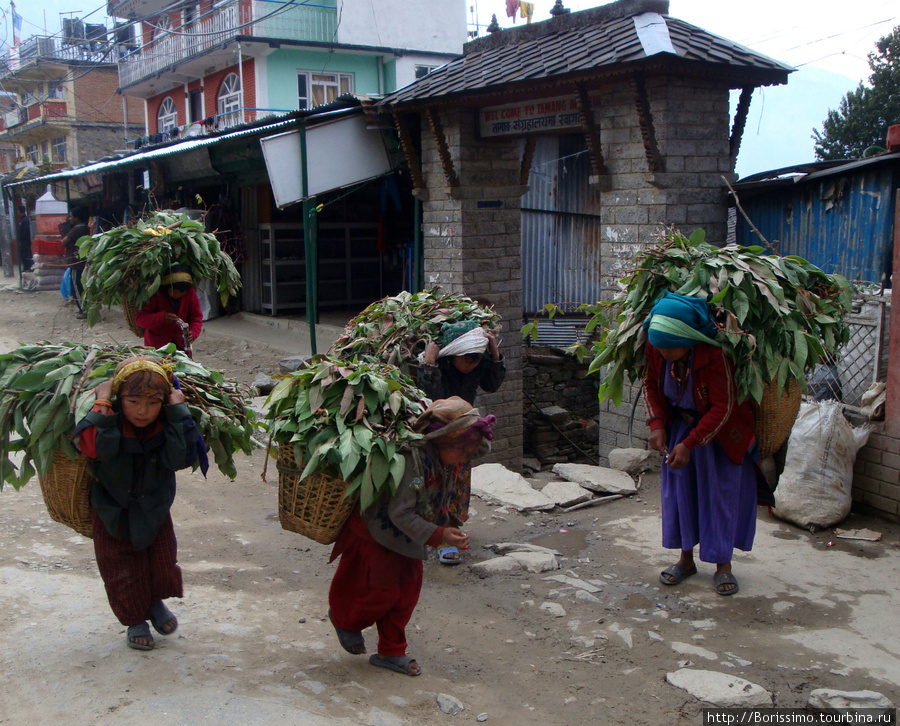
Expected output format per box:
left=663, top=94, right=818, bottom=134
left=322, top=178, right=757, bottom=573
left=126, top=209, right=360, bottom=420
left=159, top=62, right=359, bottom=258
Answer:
left=300, top=120, right=318, bottom=354
left=413, top=197, right=422, bottom=292
left=237, top=42, right=245, bottom=124
left=377, top=55, right=383, bottom=96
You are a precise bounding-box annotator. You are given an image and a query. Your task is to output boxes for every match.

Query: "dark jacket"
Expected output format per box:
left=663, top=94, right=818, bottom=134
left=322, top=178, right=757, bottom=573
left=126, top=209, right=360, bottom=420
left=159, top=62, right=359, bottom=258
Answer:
left=63, top=222, right=89, bottom=269
left=74, top=402, right=200, bottom=550
left=643, top=342, right=755, bottom=465
left=417, top=355, right=505, bottom=405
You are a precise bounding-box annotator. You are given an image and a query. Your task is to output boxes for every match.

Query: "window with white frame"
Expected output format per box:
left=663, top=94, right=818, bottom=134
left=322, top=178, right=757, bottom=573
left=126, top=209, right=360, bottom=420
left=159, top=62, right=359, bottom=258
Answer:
left=41, top=140, right=49, bottom=162
left=297, top=71, right=353, bottom=110
left=157, top=97, right=178, bottom=132
left=52, top=136, right=67, bottom=162
left=414, top=65, right=438, bottom=79
left=217, top=73, right=242, bottom=127
left=47, top=82, right=64, bottom=100
left=25, top=144, right=38, bottom=164
left=152, top=13, right=171, bottom=39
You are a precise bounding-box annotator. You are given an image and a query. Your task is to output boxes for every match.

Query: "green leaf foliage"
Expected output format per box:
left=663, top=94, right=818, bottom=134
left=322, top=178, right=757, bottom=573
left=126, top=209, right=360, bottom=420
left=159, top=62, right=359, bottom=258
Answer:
left=79, top=210, right=242, bottom=325
left=569, top=228, right=851, bottom=405
left=0, top=343, right=262, bottom=491
left=264, top=356, right=427, bottom=512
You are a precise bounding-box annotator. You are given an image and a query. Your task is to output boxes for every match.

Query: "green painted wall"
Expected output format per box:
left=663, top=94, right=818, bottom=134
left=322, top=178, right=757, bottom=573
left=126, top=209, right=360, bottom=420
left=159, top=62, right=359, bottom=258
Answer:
left=266, top=48, right=383, bottom=111
left=382, top=59, right=398, bottom=94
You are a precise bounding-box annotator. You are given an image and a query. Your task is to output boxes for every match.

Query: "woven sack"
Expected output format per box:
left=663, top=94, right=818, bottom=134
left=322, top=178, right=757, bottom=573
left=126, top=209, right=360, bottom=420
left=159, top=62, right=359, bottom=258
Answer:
left=277, top=444, right=357, bottom=545
left=37, top=449, right=94, bottom=538
left=122, top=300, right=144, bottom=338
left=751, top=377, right=802, bottom=459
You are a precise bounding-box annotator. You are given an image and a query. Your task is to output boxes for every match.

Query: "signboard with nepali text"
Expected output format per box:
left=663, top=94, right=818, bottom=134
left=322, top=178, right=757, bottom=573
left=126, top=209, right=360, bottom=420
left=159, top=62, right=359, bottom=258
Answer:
left=479, top=93, right=602, bottom=138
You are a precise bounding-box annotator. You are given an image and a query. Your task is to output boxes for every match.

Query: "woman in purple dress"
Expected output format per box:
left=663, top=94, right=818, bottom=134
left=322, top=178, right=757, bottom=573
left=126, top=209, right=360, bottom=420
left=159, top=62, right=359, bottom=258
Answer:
left=642, top=293, right=759, bottom=596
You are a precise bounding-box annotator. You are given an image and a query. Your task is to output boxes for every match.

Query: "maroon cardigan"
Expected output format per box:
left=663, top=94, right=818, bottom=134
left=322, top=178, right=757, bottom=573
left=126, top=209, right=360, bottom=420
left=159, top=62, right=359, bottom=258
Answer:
left=643, top=343, right=755, bottom=465
left=135, top=288, right=203, bottom=350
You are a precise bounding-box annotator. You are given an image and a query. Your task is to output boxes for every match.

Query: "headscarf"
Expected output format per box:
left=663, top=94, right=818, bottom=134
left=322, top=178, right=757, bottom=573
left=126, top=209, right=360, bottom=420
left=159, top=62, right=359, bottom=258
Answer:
left=161, top=264, right=193, bottom=291
left=111, top=356, right=174, bottom=401
left=643, top=292, right=720, bottom=349
left=440, top=321, right=489, bottom=358
left=413, top=396, right=496, bottom=458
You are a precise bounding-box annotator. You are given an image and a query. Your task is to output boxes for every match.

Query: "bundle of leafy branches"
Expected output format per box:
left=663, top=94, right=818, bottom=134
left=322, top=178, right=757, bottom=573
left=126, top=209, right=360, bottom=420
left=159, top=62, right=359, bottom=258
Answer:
left=328, top=290, right=500, bottom=373
left=78, top=210, right=242, bottom=327
left=265, top=356, right=427, bottom=511
left=562, top=228, right=852, bottom=406
left=0, top=342, right=261, bottom=489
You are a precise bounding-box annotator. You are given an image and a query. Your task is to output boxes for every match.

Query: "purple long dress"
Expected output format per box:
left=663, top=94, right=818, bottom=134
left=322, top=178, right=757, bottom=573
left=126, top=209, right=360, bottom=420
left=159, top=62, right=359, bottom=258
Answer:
left=660, top=360, right=758, bottom=564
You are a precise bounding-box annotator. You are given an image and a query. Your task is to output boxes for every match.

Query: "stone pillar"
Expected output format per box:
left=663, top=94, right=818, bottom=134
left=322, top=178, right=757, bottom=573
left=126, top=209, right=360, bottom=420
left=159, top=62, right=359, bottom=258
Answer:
left=420, top=108, right=524, bottom=467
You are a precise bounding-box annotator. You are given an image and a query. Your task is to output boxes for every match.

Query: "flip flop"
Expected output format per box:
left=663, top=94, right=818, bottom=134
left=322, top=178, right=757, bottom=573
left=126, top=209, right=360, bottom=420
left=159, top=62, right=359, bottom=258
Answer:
left=713, top=571, right=740, bottom=596
left=126, top=622, right=154, bottom=651
left=369, top=653, right=421, bottom=676
left=659, top=563, right=698, bottom=586
left=328, top=609, right=366, bottom=654
left=438, top=546, right=461, bottom=566
left=148, top=601, right=178, bottom=635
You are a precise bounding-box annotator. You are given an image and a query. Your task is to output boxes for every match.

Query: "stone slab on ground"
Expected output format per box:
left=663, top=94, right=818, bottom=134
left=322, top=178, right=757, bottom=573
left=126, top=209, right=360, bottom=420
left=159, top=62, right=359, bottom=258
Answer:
left=552, top=463, right=637, bottom=495
left=807, top=689, right=894, bottom=710
left=608, top=447, right=657, bottom=475
left=541, top=480, right=593, bottom=507
left=666, top=669, right=772, bottom=708
left=472, top=463, right=555, bottom=511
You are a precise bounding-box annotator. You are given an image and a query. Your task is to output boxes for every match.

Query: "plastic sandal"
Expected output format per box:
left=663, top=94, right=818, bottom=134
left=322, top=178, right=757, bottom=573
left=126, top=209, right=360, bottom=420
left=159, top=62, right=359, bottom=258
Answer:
left=126, top=622, right=154, bottom=651
left=148, top=601, right=178, bottom=635
left=369, top=653, right=421, bottom=676
left=659, top=563, right=698, bottom=586
left=713, top=571, right=740, bottom=596
left=438, top=546, right=461, bottom=566
left=328, top=609, right=366, bottom=654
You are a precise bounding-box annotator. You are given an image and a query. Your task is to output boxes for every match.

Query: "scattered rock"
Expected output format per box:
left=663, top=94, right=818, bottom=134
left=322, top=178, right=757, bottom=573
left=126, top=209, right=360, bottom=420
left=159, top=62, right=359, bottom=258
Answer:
left=470, top=557, right=522, bottom=577
left=807, top=689, right=894, bottom=711
left=278, top=355, right=311, bottom=373
left=575, top=590, right=601, bottom=603
left=251, top=372, right=276, bottom=395
left=671, top=642, right=718, bottom=661
left=488, top=542, right=562, bottom=557
left=522, top=458, right=542, bottom=472
left=543, top=574, right=601, bottom=593
left=367, top=708, right=405, bottom=726
left=608, top=448, right=657, bottom=475
left=477, top=714, right=488, bottom=722
left=505, top=551, right=559, bottom=573
left=437, top=693, right=465, bottom=715
left=539, top=602, right=566, bottom=617
left=648, top=631, right=664, bottom=642
left=540, top=405, right=569, bottom=424
left=606, top=623, right=633, bottom=649
left=551, top=464, right=637, bottom=495
left=666, top=669, right=772, bottom=708
left=540, top=481, right=593, bottom=508
left=472, top=464, right=555, bottom=511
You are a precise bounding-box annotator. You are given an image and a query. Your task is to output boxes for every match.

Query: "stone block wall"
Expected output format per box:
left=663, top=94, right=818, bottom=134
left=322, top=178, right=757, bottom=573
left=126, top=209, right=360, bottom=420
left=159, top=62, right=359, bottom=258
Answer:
left=853, top=426, right=900, bottom=518
left=420, top=108, right=524, bottom=466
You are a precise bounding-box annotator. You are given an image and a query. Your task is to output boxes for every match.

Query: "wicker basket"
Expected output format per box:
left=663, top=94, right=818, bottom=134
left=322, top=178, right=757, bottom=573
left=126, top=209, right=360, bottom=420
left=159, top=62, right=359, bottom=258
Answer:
left=37, top=450, right=94, bottom=538
left=276, top=444, right=357, bottom=545
left=122, top=300, right=144, bottom=338
left=752, top=377, right=802, bottom=460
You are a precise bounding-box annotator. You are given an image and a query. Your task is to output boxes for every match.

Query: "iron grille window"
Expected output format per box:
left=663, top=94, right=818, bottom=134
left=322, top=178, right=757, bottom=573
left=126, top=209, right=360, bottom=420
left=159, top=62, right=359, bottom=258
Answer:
left=217, top=73, right=242, bottom=128
left=158, top=97, right=178, bottom=132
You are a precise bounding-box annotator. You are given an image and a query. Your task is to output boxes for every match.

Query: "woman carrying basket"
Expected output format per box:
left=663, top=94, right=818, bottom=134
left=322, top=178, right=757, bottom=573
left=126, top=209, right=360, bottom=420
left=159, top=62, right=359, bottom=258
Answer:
left=642, top=293, right=764, bottom=597
left=135, top=265, right=203, bottom=354
left=73, top=356, right=205, bottom=650
left=417, top=320, right=504, bottom=565
left=327, top=396, right=495, bottom=676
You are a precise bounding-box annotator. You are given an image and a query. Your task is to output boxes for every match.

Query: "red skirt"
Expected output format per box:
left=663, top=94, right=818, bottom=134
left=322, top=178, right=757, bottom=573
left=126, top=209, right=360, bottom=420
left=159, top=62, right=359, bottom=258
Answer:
left=328, top=511, right=423, bottom=657
left=92, top=511, right=183, bottom=626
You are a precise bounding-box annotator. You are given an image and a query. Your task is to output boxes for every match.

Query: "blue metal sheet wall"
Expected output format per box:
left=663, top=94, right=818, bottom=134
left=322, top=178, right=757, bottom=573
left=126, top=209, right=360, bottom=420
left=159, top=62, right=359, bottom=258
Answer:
left=735, top=166, right=896, bottom=285
left=521, top=135, right=603, bottom=314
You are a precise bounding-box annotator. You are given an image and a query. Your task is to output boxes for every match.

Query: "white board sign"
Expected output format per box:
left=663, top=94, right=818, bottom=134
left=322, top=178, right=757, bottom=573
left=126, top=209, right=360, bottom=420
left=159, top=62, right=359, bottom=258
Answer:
left=479, top=93, right=603, bottom=138
left=260, top=114, right=392, bottom=208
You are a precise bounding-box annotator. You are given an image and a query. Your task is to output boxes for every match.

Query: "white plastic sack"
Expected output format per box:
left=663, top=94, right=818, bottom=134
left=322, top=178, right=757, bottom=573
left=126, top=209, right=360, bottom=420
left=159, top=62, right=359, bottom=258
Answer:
left=773, top=401, right=870, bottom=530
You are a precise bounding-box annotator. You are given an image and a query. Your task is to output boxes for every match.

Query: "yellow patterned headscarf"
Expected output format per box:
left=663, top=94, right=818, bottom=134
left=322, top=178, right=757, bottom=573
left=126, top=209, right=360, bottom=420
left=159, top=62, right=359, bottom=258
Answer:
left=111, top=356, right=174, bottom=401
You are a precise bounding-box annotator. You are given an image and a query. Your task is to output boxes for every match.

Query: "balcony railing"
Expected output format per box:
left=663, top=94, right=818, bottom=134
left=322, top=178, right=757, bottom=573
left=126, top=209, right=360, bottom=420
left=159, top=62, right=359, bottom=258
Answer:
left=0, top=102, right=69, bottom=139
left=118, top=0, right=337, bottom=88
left=0, top=35, right=114, bottom=77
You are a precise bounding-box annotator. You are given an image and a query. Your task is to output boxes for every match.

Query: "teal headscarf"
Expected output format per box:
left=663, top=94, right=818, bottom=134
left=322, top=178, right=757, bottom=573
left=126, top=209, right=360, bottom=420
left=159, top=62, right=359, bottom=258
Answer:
left=440, top=320, right=480, bottom=347
left=643, top=292, right=720, bottom=349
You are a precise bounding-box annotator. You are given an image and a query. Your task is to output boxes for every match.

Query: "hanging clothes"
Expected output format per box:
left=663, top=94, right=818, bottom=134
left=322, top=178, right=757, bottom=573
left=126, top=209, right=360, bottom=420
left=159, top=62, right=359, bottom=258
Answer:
left=520, top=2, right=534, bottom=22
left=506, top=0, right=520, bottom=19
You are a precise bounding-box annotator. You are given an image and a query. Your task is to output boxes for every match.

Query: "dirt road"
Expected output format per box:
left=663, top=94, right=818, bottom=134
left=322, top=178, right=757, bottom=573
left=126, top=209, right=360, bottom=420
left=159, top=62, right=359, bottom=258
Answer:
left=1, top=285, right=898, bottom=725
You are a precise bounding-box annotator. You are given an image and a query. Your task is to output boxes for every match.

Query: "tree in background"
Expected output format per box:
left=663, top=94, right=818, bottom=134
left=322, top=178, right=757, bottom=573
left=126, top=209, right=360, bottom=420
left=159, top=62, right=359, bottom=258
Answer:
left=813, top=25, right=900, bottom=161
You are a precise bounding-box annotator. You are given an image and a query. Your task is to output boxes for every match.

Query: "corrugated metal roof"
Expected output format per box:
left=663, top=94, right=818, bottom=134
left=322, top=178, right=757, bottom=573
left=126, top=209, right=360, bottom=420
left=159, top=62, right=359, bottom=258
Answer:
left=3, top=99, right=367, bottom=188
left=380, top=2, right=791, bottom=107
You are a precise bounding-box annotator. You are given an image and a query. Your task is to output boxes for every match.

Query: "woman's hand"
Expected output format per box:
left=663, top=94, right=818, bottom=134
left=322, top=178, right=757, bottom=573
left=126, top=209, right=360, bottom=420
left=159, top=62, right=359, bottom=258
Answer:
left=485, top=329, right=501, bottom=361
left=423, top=341, right=440, bottom=366
left=648, top=428, right=667, bottom=454
left=168, top=387, right=186, bottom=405
left=442, top=527, right=470, bottom=550
left=164, top=312, right=180, bottom=324
left=666, top=443, right=691, bottom=470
